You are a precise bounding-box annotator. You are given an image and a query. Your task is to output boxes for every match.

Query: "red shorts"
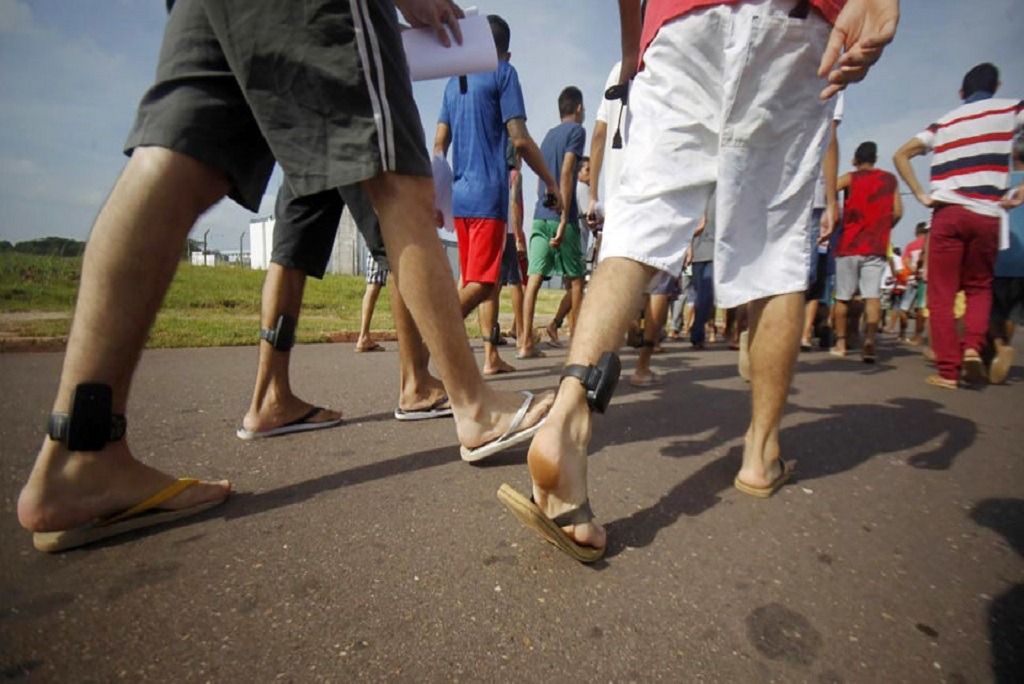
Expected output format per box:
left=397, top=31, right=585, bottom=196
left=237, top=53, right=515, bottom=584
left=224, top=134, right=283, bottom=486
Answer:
left=455, top=217, right=505, bottom=285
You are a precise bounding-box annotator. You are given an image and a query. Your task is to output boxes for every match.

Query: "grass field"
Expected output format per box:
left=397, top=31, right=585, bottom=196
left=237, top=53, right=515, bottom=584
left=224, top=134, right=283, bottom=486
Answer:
left=0, top=253, right=563, bottom=349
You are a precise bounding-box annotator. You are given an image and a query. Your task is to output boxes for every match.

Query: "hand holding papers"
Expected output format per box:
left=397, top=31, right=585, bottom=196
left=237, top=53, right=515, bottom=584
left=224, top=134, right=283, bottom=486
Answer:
left=402, top=10, right=498, bottom=82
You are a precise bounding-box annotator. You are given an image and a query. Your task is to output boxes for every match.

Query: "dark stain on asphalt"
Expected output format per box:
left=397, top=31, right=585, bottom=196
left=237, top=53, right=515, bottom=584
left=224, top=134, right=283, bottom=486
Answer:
left=0, top=661, right=42, bottom=681
left=588, top=627, right=603, bottom=639
left=105, top=561, right=181, bottom=601
left=746, top=603, right=822, bottom=665
left=817, top=552, right=833, bottom=566
left=482, top=555, right=514, bottom=567
left=0, top=592, right=74, bottom=621
left=817, top=670, right=843, bottom=684
left=915, top=623, right=939, bottom=639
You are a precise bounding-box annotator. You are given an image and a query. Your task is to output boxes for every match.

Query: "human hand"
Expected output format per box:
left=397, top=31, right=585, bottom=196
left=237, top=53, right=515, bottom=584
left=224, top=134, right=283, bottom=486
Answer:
left=683, top=248, right=693, bottom=269
left=544, top=185, right=563, bottom=214
left=1000, top=183, right=1024, bottom=209
left=395, top=0, right=464, bottom=47
left=916, top=191, right=936, bottom=208
left=818, top=0, right=899, bottom=99
left=515, top=237, right=527, bottom=254
left=550, top=224, right=565, bottom=248
left=434, top=210, right=445, bottom=228
left=820, top=202, right=838, bottom=243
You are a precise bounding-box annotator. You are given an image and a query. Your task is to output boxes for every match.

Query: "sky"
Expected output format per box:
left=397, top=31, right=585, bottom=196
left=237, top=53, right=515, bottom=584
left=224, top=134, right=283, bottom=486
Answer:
left=0, top=0, right=1021, bottom=253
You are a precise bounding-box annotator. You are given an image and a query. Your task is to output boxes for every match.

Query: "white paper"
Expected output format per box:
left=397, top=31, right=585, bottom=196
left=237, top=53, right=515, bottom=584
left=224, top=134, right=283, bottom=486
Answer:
left=402, top=12, right=497, bottom=82
left=432, top=153, right=455, bottom=236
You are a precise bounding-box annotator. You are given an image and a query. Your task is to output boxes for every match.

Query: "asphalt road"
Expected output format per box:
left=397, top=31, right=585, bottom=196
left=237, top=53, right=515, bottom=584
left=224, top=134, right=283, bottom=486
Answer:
left=1, top=338, right=1022, bottom=682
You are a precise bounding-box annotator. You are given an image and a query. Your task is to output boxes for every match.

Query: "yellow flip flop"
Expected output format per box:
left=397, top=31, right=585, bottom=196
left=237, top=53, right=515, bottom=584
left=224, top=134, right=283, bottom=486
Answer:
left=33, top=478, right=227, bottom=553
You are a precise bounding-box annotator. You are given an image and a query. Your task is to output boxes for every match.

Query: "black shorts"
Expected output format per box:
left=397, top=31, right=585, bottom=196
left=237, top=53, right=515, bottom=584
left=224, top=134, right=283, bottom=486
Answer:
left=991, top=276, right=1024, bottom=326
left=125, top=0, right=431, bottom=211
left=271, top=182, right=385, bottom=280
left=499, top=234, right=522, bottom=286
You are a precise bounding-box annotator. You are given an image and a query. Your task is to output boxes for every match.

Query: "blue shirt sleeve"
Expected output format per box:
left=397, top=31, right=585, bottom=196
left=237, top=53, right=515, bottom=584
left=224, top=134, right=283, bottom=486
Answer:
left=498, top=64, right=527, bottom=124
left=438, top=79, right=454, bottom=125
left=568, top=124, right=586, bottom=157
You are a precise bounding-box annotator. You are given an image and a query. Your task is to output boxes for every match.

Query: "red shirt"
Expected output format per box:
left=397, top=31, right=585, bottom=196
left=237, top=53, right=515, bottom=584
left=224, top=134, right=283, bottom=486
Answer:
left=904, top=235, right=926, bottom=272
left=837, top=168, right=898, bottom=257
left=639, top=0, right=845, bottom=68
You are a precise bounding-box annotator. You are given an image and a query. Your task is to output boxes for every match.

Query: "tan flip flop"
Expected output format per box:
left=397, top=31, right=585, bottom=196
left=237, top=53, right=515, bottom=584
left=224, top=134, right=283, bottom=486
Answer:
left=497, top=484, right=605, bottom=563
left=734, top=460, right=794, bottom=499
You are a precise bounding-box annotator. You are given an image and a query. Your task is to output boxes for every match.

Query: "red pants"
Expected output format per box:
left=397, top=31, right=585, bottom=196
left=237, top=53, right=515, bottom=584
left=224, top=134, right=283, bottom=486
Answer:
left=927, top=204, right=999, bottom=381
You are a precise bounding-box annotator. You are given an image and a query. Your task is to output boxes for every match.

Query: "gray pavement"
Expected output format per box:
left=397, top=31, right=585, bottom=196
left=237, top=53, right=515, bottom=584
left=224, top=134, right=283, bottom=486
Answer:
left=1, top=338, right=1022, bottom=682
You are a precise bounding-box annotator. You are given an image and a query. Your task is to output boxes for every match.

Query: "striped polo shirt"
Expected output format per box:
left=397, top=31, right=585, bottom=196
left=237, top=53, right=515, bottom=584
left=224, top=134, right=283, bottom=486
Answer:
left=916, top=97, right=1024, bottom=218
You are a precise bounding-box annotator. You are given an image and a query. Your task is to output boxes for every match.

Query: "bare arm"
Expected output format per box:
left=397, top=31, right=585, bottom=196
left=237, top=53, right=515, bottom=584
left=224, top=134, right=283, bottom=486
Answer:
left=892, top=188, right=903, bottom=226
left=820, top=120, right=840, bottom=241
left=507, top=117, right=561, bottom=212
left=510, top=169, right=526, bottom=251
left=433, top=122, right=451, bottom=158
left=893, top=137, right=935, bottom=208
left=618, top=0, right=642, bottom=85
left=587, top=120, right=608, bottom=226
left=837, top=172, right=852, bottom=193
left=550, top=151, right=578, bottom=247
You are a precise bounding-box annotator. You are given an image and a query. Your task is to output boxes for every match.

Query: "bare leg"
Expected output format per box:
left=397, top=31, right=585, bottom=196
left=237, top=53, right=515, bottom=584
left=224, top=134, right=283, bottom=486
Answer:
left=802, top=299, right=818, bottom=347
left=19, top=148, right=231, bottom=534
left=568, top=277, right=584, bottom=336
left=510, top=283, right=525, bottom=342
left=459, top=281, right=493, bottom=318
left=736, top=292, right=803, bottom=488
left=528, top=257, right=656, bottom=550
left=241, top=264, right=343, bottom=433
left=547, top=291, right=572, bottom=346
left=832, top=300, right=849, bottom=354
left=863, top=297, right=881, bottom=359
left=480, top=284, right=514, bottom=375
left=630, top=292, right=668, bottom=386
left=362, top=173, right=551, bottom=449
left=390, top=282, right=446, bottom=411
left=520, top=274, right=545, bottom=356
left=356, top=281, right=384, bottom=350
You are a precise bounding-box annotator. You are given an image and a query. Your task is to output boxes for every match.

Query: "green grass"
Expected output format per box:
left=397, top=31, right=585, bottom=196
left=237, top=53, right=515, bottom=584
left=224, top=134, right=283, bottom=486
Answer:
left=0, top=253, right=563, bottom=348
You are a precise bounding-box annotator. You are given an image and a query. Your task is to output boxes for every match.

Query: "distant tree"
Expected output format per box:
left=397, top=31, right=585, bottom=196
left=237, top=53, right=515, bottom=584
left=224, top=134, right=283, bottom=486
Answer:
left=13, top=237, right=86, bottom=257
left=0, top=241, right=13, bottom=253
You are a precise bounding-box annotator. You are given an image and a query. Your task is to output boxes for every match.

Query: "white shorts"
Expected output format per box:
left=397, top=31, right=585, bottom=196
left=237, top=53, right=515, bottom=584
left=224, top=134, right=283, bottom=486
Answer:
left=599, top=0, right=834, bottom=308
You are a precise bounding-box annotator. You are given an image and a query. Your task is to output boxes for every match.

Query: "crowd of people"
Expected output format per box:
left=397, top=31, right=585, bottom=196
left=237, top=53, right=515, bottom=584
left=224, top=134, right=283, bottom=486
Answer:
left=15, top=0, right=1023, bottom=567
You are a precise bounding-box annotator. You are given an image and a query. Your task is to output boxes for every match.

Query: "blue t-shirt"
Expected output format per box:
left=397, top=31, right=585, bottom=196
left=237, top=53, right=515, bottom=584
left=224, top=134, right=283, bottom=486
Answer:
left=996, top=170, right=1024, bottom=277
left=534, top=121, right=586, bottom=222
left=438, top=61, right=526, bottom=221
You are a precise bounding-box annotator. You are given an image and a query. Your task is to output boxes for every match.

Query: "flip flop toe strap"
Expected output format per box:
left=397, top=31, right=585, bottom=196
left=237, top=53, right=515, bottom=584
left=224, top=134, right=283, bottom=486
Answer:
left=100, top=478, right=199, bottom=526
left=552, top=499, right=595, bottom=527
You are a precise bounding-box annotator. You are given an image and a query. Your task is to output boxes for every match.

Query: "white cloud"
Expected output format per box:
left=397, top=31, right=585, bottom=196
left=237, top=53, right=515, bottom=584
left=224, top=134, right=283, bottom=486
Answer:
left=0, top=0, right=32, bottom=33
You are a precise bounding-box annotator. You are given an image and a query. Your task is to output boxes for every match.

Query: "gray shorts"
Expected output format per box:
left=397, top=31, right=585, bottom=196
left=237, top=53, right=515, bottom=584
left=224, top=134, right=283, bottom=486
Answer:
left=126, top=0, right=431, bottom=211
left=271, top=182, right=385, bottom=280
left=835, top=255, right=886, bottom=301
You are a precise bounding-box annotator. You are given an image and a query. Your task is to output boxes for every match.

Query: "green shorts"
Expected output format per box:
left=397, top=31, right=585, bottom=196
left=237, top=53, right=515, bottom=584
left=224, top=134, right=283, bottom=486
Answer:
left=528, top=219, right=585, bottom=279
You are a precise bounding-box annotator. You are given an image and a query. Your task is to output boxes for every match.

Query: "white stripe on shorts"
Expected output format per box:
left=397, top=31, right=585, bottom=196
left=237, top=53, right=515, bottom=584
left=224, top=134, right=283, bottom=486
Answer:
left=350, top=0, right=396, bottom=171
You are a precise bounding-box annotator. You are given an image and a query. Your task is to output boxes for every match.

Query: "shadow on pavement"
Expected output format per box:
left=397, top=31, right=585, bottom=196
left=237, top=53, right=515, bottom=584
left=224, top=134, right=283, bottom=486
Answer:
left=970, top=498, right=1024, bottom=682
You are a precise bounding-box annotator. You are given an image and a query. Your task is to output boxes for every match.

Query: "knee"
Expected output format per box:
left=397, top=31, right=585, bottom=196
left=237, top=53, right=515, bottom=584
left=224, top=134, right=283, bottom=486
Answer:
left=129, top=146, right=229, bottom=215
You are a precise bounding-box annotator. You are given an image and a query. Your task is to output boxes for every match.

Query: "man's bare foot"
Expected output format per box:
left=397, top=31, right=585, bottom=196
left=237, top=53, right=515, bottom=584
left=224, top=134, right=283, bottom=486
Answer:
left=629, top=368, right=663, bottom=387
left=18, top=439, right=231, bottom=534
left=483, top=358, right=517, bottom=376
left=526, top=395, right=606, bottom=551
left=455, top=388, right=555, bottom=451
left=398, top=376, right=448, bottom=413
left=735, top=429, right=784, bottom=490
left=241, top=395, right=342, bottom=435
left=545, top=320, right=563, bottom=347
